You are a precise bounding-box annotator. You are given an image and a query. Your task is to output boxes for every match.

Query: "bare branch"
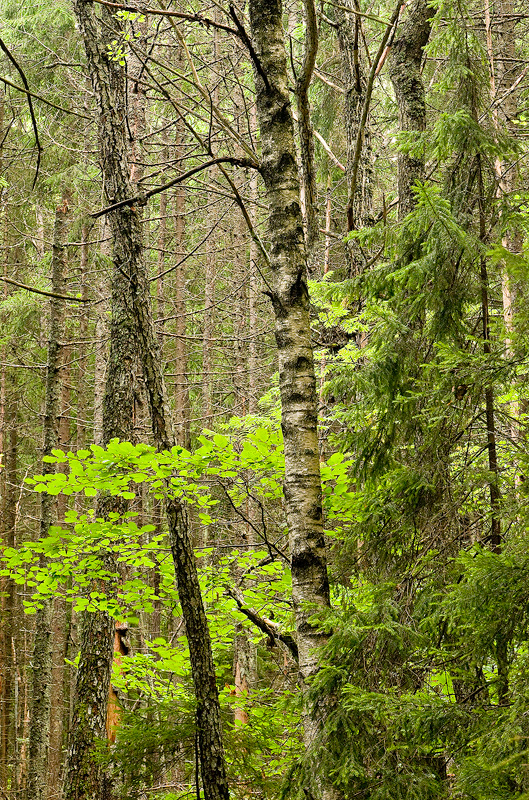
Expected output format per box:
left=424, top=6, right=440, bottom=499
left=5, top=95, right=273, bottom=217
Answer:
left=297, top=0, right=318, bottom=94
left=90, top=157, right=259, bottom=218
left=0, top=75, right=91, bottom=120
left=0, top=276, right=90, bottom=303
left=229, top=5, right=270, bottom=92
left=226, top=588, right=299, bottom=660
left=0, top=37, right=42, bottom=187
left=347, top=0, right=403, bottom=231
left=92, top=0, right=239, bottom=35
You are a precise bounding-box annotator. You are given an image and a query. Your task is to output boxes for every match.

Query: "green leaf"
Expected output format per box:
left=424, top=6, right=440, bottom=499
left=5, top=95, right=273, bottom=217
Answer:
left=253, top=427, right=270, bottom=442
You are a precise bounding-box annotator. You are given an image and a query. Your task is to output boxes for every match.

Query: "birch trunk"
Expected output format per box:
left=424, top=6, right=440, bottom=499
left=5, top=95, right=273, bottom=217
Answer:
left=249, top=4, right=333, bottom=796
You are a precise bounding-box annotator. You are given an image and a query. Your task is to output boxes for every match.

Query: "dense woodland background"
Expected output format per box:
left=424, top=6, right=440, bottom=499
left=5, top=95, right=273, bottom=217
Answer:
left=1, top=0, right=529, bottom=798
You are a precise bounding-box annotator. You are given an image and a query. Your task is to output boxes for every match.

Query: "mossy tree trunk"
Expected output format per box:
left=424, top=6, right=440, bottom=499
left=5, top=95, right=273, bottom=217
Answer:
left=388, top=0, right=436, bottom=219
left=69, top=3, right=229, bottom=799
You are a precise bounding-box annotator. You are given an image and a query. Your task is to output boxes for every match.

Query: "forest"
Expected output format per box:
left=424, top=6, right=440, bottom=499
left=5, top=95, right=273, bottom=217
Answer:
left=0, top=0, right=528, bottom=798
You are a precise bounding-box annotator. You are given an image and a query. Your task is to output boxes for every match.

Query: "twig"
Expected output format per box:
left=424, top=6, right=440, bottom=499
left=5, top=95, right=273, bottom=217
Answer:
left=292, top=108, right=345, bottom=171
left=218, top=482, right=289, bottom=564
left=127, top=41, right=272, bottom=270
left=346, top=0, right=403, bottom=231
left=324, top=0, right=393, bottom=26
left=226, top=587, right=299, bottom=660
left=297, top=0, right=318, bottom=95
left=92, top=0, right=239, bottom=35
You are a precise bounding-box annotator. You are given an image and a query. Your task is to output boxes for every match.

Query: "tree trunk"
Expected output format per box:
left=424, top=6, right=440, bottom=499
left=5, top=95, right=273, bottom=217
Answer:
left=26, top=193, right=70, bottom=800
left=202, top=177, right=215, bottom=425
left=93, top=216, right=110, bottom=447
left=336, top=0, right=374, bottom=273
left=71, top=4, right=229, bottom=799
left=173, top=162, right=191, bottom=448
left=296, top=0, right=319, bottom=259
left=1, top=220, right=21, bottom=792
left=249, top=2, right=333, bottom=795
left=65, top=5, right=139, bottom=798
left=248, top=166, right=259, bottom=415
left=388, top=0, right=435, bottom=219
left=484, top=0, right=523, bottom=447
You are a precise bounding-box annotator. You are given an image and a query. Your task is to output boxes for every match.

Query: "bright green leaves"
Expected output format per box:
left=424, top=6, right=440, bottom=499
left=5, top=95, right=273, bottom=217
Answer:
left=0, top=509, right=163, bottom=617
left=10, top=430, right=356, bottom=629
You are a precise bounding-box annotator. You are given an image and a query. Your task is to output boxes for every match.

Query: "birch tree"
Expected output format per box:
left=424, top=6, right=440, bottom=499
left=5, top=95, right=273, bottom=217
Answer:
left=248, top=1, right=334, bottom=795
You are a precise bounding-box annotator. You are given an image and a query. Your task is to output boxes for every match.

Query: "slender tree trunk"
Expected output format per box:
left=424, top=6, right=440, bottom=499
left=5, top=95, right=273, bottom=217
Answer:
left=296, top=0, right=319, bottom=259
left=202, top=180, right=215, bottom=425
left=484, top=0, right=523, bottom=446
left=173, top=147, right=190, bottom=447
left=248, top=167, right=259, bottom=414
left=233, top=206, right=248, bottom=416
left=26, top=194, right=70, bottom=800
left=1, top=220, right=20, bottom=792
left=65, top=6, right=138, bottom=799
left=93, top=217, right=110, bottom=446
left=336, top=0, right=374, bottom=274
left=0, top=376, right=17, bottom=791
left=0, top=113, right=12, bottom=792
left=71, top=4, right=229, bottom=799
left=77, top=223, right=90, bottom=449
left=477, top=157, right=502, bottom=554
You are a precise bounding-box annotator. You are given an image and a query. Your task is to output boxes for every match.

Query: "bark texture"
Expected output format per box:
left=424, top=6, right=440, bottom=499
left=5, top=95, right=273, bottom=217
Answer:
left=249, top=0, right=330, bottom=701
left=71, top=4, right=229, bottom=799
left=249, top=7, right=337, bottom=794
left=485, top=0, right=523, bottom=446
left=388, top=0, right=435, bottom=219
left=65, top=4, right=139, bottom=799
